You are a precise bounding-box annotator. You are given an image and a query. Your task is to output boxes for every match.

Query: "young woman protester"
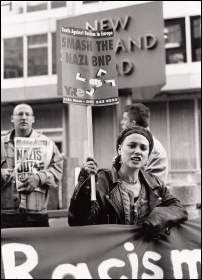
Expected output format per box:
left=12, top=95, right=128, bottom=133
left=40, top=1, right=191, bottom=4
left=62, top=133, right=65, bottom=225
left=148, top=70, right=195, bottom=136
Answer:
left=68, top=126, right=188, bottom=238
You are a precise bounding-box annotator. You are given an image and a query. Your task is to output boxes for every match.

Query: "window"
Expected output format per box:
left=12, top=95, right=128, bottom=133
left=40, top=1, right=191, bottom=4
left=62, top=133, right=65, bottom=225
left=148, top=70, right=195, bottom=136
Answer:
left=169, top=100, right=196, bottom=169
left=55, top=142, right=62, bottom=153
left=145, top=99, right=199, bottom=172
left=51, top=1, right=66, bottom=9
left=33, top=103, right=62, bottom=129
left=52, top=33, right=57, bottom=74
left=83, top=1, right=99, bottom=3
left=144, top=102, right=168, bottom=153
left=27, top=1, right=47, bottom=12
left=191, top=16, right=201, bottom=62
left=1, top=1, right=23, bottom=16
left=28, top=34, right=48, bottom=76
left=198, top=100, right=201, bottom=167
left=164, top=18, right=186, bottom=64
left=1, top=105, right=15, bottom=131
left=4, top=37, right=23, bottom=79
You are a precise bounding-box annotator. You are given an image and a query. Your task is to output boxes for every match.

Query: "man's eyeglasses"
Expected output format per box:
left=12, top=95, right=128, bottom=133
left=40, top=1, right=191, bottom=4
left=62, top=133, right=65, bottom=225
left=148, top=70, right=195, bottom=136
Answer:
left=13, top=112, right=33, bottom=117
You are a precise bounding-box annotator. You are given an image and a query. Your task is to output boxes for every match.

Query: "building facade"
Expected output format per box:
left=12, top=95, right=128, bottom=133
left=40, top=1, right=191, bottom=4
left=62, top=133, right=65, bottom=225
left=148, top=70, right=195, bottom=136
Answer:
left=1, top=1, right=201, bottom=197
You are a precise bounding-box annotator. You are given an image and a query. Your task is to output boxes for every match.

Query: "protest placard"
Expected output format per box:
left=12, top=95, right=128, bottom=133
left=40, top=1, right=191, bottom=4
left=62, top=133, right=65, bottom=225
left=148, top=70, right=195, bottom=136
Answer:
left=14, top=137, right=51, bottom=193
left=1, top=218, right=201, bottom=279
left=60, top=26, right=118, bottom=201
left=60, top=26, right=118, bottom=106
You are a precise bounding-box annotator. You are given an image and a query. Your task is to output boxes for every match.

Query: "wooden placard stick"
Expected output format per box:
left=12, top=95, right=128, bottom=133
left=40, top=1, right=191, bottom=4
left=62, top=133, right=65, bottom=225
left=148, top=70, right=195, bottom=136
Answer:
left=87, top=106, right=96, bottom=201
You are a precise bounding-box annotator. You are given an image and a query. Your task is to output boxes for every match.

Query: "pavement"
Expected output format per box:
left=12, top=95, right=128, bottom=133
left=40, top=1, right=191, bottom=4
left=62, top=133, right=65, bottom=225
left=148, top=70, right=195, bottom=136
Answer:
left=49, top=217, right=69, bottom=227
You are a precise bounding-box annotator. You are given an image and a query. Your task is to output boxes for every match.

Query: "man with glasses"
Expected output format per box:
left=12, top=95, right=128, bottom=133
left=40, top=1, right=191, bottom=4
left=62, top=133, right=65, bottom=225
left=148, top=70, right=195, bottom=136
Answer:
left=1, top=104, right=63, bottom=228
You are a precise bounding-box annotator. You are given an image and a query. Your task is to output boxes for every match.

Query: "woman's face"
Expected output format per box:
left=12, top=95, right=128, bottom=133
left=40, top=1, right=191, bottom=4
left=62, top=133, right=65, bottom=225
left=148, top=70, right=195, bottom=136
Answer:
left=119, top=133, right=150, bottom=169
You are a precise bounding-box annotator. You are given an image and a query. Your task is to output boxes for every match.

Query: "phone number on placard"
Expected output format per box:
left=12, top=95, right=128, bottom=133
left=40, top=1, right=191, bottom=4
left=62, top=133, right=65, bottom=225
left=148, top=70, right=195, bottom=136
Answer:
left=95, top=98, right=118, bottom=104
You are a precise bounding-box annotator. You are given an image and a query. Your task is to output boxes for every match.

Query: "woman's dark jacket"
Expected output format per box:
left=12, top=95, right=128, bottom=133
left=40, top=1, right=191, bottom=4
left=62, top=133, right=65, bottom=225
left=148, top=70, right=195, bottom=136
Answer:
left=68, top=167, right=188, bottom=236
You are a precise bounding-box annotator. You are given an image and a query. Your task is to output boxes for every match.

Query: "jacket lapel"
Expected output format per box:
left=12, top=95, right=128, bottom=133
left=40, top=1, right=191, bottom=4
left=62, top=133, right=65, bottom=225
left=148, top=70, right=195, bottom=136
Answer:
left=139, top=171, right=163, bottom=210
left=107, top=185, right=125, bottom=223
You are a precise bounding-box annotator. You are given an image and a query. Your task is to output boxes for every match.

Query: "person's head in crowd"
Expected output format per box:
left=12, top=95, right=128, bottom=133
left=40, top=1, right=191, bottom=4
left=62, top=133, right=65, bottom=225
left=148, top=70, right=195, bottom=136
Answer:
left=121, top=103, right=150, bottom=130
left=11, top=104, right=35, bottom=136
left=114, top=125, right=154, bottom=170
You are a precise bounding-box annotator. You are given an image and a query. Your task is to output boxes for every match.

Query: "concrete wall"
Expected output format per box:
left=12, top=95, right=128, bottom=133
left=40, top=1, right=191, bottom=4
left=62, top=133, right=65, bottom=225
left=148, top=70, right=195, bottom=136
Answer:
left=168, top=182, right=200, bottom=219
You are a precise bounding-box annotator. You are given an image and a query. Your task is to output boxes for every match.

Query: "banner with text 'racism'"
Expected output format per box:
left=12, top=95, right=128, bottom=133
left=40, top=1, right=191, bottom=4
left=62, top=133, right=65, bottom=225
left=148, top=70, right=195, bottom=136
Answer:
left=60, top=26, right=118, bottom=106
left=1, top=218, right=201, bottom=279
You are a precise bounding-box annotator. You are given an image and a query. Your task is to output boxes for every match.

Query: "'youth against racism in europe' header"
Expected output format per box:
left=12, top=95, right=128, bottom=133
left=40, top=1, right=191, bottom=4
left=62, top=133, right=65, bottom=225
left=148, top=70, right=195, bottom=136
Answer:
left=60, top=26, right=118, bottom=106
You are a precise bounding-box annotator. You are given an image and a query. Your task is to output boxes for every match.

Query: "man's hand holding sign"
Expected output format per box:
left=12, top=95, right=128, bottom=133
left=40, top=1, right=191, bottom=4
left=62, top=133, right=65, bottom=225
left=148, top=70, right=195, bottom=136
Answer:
left=18, top=174, right=40, bottom=193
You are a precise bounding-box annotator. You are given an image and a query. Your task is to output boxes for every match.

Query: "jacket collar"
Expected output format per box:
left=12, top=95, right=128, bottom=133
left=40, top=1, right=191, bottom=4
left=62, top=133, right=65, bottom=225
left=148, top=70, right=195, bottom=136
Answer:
left=139, top=170, right=161, bottom=190
left=111, top=165, right=119, bottom=184
left=3, top=130, right=14, bottom=143
left=3, top=129, right=34, bottom=144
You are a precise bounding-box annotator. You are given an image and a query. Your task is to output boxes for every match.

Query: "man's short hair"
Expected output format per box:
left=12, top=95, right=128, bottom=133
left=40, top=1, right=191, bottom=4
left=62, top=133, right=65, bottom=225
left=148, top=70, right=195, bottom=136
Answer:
left=124, top=103, right=150, bottom=128
left=13, top=103, right=33, bottom=116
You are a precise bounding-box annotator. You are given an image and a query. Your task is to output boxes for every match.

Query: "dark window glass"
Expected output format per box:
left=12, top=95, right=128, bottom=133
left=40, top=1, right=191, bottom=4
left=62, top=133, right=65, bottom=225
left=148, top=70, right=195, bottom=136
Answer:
left=32, top=102, right=62, bottom=128
left=198, top=100, right=201, bottom=167
left=1, top=105, right=15, bottom=131
left=4, top=37, right=23, bottom=79
left=51, top=1, right=66, bottom=9
left=191, top=16, right=201, bottom=62
left=83, top=1, right=99, bottom=3
left=55, top=142, right=62, bottom=153
left=27, top=1, right=47, bottom=12
left=52, top=33, right=56, bottom=74
left=164, top=18, right=186, bottom=64
left=28, top=34, right=48, bottom=76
